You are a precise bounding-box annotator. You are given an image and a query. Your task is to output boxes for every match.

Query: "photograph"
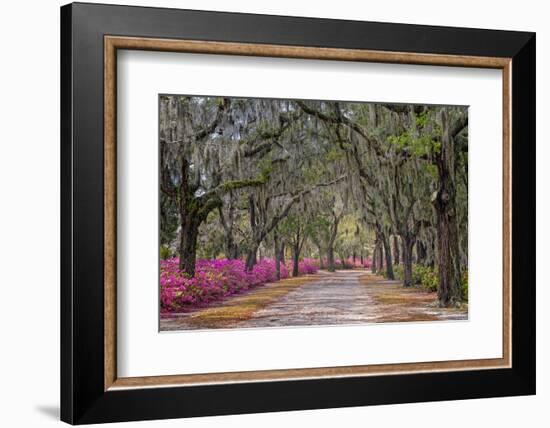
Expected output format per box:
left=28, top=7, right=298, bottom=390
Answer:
left=159, top=95, right=469, bottom=331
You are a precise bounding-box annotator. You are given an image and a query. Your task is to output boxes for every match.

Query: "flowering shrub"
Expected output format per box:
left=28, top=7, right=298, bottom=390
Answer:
left=362, top=258, right=373, bottom=269
left=287, top=259, right=319, bottom=275
left=343, top=257, right=372, bottom=269
left=161, top=257, right=307, bottom=313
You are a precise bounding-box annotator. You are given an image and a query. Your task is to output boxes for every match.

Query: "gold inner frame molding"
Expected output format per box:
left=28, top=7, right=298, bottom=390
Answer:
left=104, top=35, right=512, bottom=391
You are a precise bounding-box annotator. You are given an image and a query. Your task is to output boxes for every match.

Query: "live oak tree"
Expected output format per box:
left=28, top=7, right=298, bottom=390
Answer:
left=432, top=107, right=468, bottom=306
left=160, top=96, right=299, bottom=275
left=279, top=214, right=307, bottom=277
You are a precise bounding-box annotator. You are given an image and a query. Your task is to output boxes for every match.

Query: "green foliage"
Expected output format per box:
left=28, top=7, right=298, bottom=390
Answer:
left=325, top=147, right=345, bottom=162
left=387, top=133, right=409, bottom=149
left=196, top=211, right=226, bottom=260
left=221, top=177, right=267, bottom=191
left=461, top=271, right=469, bottom=302
left=415, top=265, right=438, bottom=292
left=335, top=214, right=370, bottom=261
left=393, top=264, right=437, bottom=291
left=258, top=158, right=273, bottom=181
left=387, top=132, right=440, bottom=157
left=393, top=264, right=404, bottom=279
left=304, top=214, right=331, bottom=250
left=415, top=110, right=429, bottom=128
left=425, top=163, right=438, bottom=178
left=394, top=264, right=469, bottom=300
left=160, top=246, right=172, bottom=260
left=279, top=214, right=302, bottom=236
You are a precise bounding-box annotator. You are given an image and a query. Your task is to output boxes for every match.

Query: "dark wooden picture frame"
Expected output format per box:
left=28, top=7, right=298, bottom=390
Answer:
left=61, top=2, right=535, bottom=424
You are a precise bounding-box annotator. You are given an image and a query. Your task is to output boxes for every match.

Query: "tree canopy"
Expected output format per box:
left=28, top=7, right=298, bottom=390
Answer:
left=160, top=95, right=468, bottom=307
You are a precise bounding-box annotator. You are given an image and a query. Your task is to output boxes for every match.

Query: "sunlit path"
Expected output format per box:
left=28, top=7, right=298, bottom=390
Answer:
left=160, top=270, right=467, bottom=331
left=236, top=271, right=375, bottom=327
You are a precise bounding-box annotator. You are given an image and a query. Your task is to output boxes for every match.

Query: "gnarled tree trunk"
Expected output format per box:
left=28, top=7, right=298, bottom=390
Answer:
left=327, top=246, right=336, bottom=272
left=178, top=215, right=200, bottom=277
left=292, top=246, right=300, bottom=277
left=327, top=212, right=341, bottom=272
left=401, top=234, right=415, bottom=287
left=371, top=242, right=378, bottom=274
left=246, top=195, right=259, bottom=272
left=416, top=240, right=427, bottom=265
left=245, top=246, right=258, bottom=272
left=274, top=229, right=281, bottom=280
left=317, top=244, right=325, bottom=269
left=393, top=235, right=400, bottom=264
left=372, top=236, right=384, bottom=274
left=382, top=233, right=394, bottom=280
left=433, top=109, right=464, bottom=306
left=176, top=159, right=221, bottom=276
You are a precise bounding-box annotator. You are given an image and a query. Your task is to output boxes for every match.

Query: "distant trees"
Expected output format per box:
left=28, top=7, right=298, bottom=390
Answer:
left=160, top=95, right=468, bottom=306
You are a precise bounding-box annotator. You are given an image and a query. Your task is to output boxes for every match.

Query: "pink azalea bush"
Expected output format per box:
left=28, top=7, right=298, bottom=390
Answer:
left=344, top=257, right=372, bottom=269
left=296, top=258, right=319, bottom=274
left=320, top=258, right=344, bottom=269
left=161, top=257, right=302, bottom=314
left=362, top=258, right=372, bottom=269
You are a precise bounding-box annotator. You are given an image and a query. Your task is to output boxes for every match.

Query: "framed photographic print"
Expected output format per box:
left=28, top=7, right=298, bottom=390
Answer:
left=60, top=2, right=536, bottom=424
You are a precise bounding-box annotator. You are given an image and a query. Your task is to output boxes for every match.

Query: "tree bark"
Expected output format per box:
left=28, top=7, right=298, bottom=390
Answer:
left=317, top=244, right=325, bottom=269
left=177, top=158, right=222, bottom=276
left=292, top=243, right=300, bottom=277
left=371, top=242, right=377, bottom=274
left=377, top=242, right=384, bottom=273
left=245, top=246, right=258, bottom=272
left=175, top=186, right=220, bottom=276
left=373, top=235, right=384, bottom=274
left=220, top=224, right=238, bottom=259
left=245, top=195, right=259, bottom=272
left=178, top=215, right=200, bottom=277
left=393, top=235, right=400, bottom=264
left=218, top=192, right=239, bottom=260
left=433, top=109, right=464, bottom=306
left=401, top=235, right=415, bottom=287
left=416, top=240, right=427, bottom=265
left=274, top=229, right=281, bottom=280
left=382, top=233, right=394, bottom=280
left=327, top=246, right=336, bottom=272
left=428, top=239, right=436, bottom=268
left=435, top=203, right=461, bottom=305
left=327, top=212, right=341, bottom=272
left=177, top=198, right=219, bottom=276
